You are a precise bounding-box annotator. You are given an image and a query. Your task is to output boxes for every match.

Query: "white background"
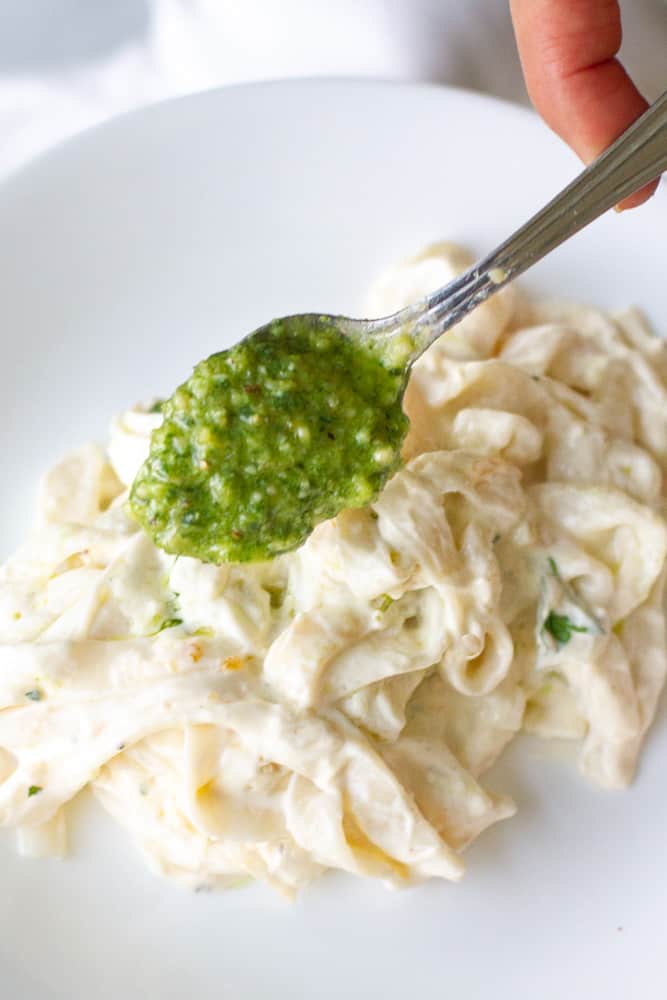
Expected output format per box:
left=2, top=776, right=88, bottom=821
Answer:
left=0, top=0, right=665, bottom=179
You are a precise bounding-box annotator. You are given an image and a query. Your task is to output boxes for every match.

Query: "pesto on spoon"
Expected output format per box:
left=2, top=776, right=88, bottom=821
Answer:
left=130, top=316, right=413, bottom=563
left=130, top=92, right=667, bottom=562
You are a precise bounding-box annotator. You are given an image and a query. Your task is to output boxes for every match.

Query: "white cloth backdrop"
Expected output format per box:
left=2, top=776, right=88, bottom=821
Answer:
left=0, top=0, right=665, bottom=180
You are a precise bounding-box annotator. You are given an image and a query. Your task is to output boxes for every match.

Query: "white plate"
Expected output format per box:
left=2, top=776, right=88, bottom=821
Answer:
left=0, top=80, right=666, bottom=1000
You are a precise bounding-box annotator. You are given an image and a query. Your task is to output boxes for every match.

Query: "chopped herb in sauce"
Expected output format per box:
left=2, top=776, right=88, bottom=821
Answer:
left=27, top=785, right=42, bottom=797
left=543, top=611, right=588, bottom=646
left=265, top=585, right=286, bottom=609
left=377, top=594, right=394, bottom=612
left=130, top=316, right=408, bottom=563
left=24, top=689, right=43, bottom=702
left=155, top=617, right=184, bottom=633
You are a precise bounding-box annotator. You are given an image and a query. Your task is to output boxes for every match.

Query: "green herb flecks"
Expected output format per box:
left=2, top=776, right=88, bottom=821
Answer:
left=24, top=689, right=43, bottom=702
left=155, top=617, right=184, bottom=633
left=28, top=785, right=43, bottom=797
left=543, top=611, right=588, bottom=646
left=265, top=585, right=286, bottom=610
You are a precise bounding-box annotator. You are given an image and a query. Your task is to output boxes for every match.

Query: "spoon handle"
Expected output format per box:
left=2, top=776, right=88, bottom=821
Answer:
left=412, top=89, right=667, bottom=354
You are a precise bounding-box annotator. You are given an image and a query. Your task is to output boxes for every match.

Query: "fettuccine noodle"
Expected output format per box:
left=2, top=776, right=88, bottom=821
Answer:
left=1, top=242, right=665, bottom=896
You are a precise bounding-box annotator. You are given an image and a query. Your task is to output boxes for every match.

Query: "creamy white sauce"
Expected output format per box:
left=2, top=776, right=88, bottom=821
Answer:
left=1, top=241, right=666, bottom=897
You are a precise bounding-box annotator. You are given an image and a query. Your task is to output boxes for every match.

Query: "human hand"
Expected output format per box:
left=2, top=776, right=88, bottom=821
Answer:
left=510, top=0, right=657, bottom=209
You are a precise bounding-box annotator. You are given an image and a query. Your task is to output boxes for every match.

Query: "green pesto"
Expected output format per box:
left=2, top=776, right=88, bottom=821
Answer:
left=130, top=316, right=409, bottom=563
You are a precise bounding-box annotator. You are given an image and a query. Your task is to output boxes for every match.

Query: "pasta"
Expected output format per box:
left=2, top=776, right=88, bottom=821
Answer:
left=0, top=242, right=665, bottom=896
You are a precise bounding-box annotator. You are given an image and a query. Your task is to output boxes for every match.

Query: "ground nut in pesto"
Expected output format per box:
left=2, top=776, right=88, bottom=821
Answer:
left=129, top=316, right=409, bottom=563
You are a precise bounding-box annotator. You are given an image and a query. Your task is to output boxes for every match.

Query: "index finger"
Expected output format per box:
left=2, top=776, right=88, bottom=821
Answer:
left=510, top=0, right=655, bottom=208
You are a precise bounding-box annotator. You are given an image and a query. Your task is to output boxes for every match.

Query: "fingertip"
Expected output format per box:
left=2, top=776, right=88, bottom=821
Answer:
left=615, top=178, right=660, bottom=212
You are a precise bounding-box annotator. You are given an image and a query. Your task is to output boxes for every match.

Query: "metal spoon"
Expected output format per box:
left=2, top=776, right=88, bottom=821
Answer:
left=133, top=90, right=667, bottom=564
left=339, top=88, right=667, bottom=363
